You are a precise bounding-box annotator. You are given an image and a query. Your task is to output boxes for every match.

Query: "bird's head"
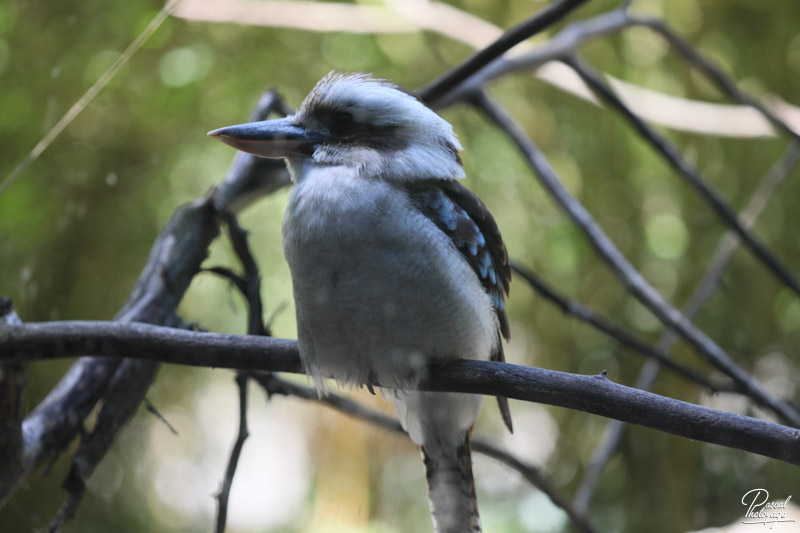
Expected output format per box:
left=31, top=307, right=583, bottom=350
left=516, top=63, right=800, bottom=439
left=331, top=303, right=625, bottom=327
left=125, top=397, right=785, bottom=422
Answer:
left=209, top=72, right=465, bottom=182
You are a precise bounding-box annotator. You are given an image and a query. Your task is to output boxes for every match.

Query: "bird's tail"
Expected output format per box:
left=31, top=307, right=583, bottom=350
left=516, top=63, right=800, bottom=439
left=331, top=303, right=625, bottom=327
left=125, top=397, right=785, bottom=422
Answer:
left=421, top=431, right=481, bottom=533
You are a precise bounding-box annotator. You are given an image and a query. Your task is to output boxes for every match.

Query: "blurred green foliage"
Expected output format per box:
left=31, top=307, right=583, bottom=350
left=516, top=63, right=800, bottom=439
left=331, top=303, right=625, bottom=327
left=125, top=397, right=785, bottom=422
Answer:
left=2, top=0, right=800, bottom=532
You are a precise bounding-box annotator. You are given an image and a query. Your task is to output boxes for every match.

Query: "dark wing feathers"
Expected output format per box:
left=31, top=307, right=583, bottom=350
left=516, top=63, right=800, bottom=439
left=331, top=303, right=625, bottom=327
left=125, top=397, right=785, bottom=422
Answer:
left=409, top=181, right=510, bottom=340
left=437, top=180, right=511, bottom=340
left=407, top=180, right=514, bottom=432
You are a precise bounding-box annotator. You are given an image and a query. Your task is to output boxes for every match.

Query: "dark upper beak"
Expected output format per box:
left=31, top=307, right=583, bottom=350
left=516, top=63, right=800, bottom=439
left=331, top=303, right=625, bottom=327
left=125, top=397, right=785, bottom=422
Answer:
left=208, top=117, right=328, bottom=159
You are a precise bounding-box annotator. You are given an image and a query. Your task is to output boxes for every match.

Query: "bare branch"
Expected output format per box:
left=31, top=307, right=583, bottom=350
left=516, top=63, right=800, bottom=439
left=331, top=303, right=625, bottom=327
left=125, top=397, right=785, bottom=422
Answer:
left=220, top=213, right=267, bottom=336
left=48, top=357, right=161, bottom=533
left=418, top=0, right=590, bottom=105
left=215, top=372, right=250, bottom=533
left=202, top=266, right=248, bottom=295
left=2, top=321, right=800, bottom=466
left=470, top=90, right=800, bottom=427
left=213, top=211, right=269, bottom=532
left=433, top=7, right=630, bottom=108
left=510, top=263, right=733, bottom=393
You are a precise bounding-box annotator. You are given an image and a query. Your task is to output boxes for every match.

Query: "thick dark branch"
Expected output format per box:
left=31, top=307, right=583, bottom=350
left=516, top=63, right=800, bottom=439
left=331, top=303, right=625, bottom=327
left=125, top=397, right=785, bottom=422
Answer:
left=419, top=0, right=591, bottom=105
left=254, top=373, right=598, bottom=533
left=43, top=193, right=215, bottom=529
left=510, top=263, right=732, bottom=392
left=565, top=53, right=800, bottom=300
left=3, top=320, right=800, bottom=466
left=3, top=321, right=301, bottom=372
left=470, top=90, right=800, bottom=427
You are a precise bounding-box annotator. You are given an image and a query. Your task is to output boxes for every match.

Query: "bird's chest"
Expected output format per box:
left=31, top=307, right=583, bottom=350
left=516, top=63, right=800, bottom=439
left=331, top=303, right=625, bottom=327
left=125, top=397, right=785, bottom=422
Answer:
left=281, top=170, right=486, bottom=386
left=282, top=172, right=427, bottom=311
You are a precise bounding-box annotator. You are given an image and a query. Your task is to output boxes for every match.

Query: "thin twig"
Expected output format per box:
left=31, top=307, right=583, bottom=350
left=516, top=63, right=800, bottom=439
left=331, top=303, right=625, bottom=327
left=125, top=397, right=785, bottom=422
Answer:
left=435, top=7, right=631, bottom=107
left=470, top=441, right=596, bottom=533
left=566, top=53, right=800, bottom=301
left=510, top=262, right=734, bottom=393
left=419, top=0, right=590, bottom=105
left=213, top=211, right=268, bottom=533
left=215, top=372, right=250, bottom=533
left=470, top=89, right=800, bottom=427
left=220, top=214, right=266, bottom=336
left=632, top=17, right=800, bottom=139
left=202, top=267, right=248, bottom=295
left=255, top=373, right=404, bottom=432
left=143, top=398, right=179, bottom=436
left=573, top=141, right=800, bottom=513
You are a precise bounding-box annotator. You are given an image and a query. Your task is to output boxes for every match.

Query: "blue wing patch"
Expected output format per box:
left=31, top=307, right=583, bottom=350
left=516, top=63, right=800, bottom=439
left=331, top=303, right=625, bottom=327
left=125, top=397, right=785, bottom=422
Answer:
left=407, top=181, right=510, bottom=341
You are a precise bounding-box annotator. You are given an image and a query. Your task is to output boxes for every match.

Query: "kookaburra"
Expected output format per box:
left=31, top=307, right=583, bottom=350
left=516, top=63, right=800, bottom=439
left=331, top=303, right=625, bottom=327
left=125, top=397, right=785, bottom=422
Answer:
left=210, top=72, right=511, bottom=533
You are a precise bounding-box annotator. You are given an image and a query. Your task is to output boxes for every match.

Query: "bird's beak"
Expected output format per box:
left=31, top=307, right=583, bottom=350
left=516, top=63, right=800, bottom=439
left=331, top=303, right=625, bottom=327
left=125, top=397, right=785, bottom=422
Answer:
left=208, top=117, right=328, bottom=159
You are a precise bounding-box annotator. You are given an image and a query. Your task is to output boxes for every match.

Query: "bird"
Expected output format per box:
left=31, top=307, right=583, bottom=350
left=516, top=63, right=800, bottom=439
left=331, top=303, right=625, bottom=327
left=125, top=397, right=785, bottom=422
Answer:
left=209, top=72, right=511, bottom=533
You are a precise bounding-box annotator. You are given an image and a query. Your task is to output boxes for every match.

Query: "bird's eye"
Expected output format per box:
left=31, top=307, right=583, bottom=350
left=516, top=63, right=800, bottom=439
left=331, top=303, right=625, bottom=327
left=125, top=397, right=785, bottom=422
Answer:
left=321, top=109, right=356, bottom=136
left=332, top=111, right=354, bottom=130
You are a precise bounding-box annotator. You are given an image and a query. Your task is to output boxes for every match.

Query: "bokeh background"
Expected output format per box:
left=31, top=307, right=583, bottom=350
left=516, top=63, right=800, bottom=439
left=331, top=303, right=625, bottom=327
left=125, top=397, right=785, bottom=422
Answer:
left=2, top=0, right=800, bottom=531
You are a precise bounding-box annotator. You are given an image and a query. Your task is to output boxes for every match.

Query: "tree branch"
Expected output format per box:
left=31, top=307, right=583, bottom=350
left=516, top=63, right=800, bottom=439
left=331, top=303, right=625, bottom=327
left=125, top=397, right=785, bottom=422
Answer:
left=509, top=263, right=733, bottom=393
left=418, top=0, right=591, bottom=105
left=432, top=7, right=631, bottom=108
left=215, top=372, right=250, bottom=533
left=630, top=16, right=800, bottom=139
left=213, top=211, right=269, bottom=533
left=2, top=320, right=800, bottom=466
